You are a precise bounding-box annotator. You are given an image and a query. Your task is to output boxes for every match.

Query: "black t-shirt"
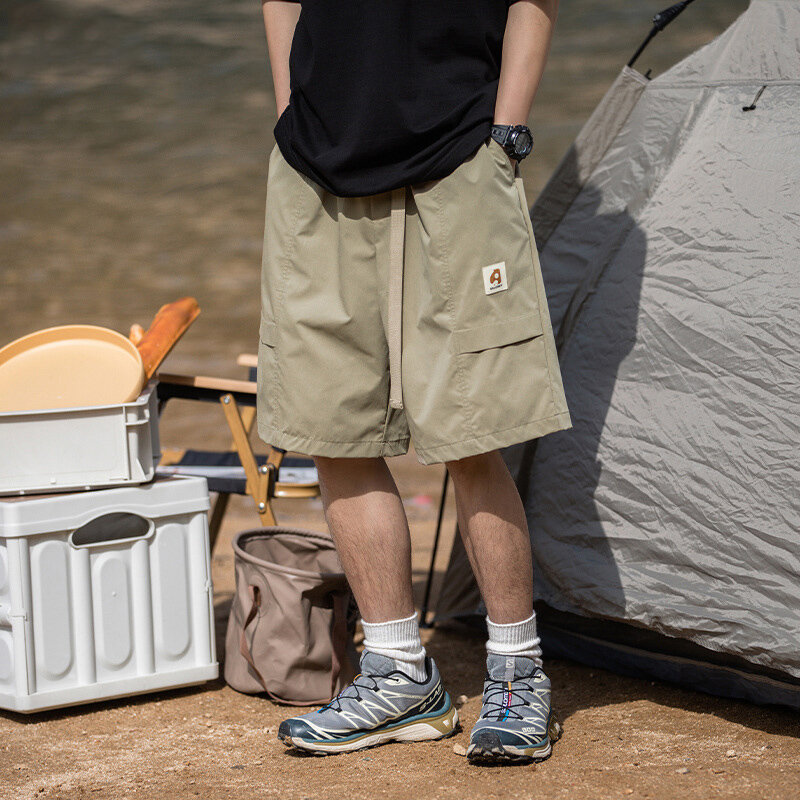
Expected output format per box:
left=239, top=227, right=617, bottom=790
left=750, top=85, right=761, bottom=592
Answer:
left=274, top=0, right=520, bottom=197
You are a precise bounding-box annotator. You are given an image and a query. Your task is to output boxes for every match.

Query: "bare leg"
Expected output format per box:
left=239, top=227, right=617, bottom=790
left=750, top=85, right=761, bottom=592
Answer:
left=445, top=450, right=533, bottom=623
left=313, top=455, right=415, bottom=623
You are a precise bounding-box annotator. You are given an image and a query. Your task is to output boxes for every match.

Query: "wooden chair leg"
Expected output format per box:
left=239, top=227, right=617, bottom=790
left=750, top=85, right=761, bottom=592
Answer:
left=240, top=405, right=257, bottom=434
left=220, top=393, right=277, bottom=527
left=208, top=491, right=230, bottom=552
left=210, top=404, right=258, bottom=541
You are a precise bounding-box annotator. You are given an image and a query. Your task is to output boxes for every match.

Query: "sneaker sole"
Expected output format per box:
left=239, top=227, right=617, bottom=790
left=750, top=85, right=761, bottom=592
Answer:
left=467, top=712, right=563, bottom=765
left=280, top=701, right=460, bottom=755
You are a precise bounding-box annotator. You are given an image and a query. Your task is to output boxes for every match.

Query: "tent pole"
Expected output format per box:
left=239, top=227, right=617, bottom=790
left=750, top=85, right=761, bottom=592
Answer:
left=420, top=468, right=449, bottom=628
left=627, top=0, right=699, bottom=69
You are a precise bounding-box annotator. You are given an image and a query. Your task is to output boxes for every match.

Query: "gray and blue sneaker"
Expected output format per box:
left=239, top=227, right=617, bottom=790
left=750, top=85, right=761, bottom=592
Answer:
left=467, top=654, right=562, bottom=764
left=278, top=651, right=459, bottom=755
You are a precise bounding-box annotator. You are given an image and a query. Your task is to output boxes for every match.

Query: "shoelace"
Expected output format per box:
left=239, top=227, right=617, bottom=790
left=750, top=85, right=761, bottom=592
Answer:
left=481, top=677, right=541, bottom=721
left=318, top=672, right=385, bottom=713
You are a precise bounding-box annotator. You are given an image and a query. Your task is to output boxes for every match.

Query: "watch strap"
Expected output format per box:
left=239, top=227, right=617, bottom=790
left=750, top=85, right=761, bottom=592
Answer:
left=489, top=124, right=533, bottom=161
left=490, top=124, right=513, bottom=147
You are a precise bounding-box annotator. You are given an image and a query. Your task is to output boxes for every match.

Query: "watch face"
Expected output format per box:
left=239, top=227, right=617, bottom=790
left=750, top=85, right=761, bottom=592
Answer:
left=514, top=130, right=533, bottom=157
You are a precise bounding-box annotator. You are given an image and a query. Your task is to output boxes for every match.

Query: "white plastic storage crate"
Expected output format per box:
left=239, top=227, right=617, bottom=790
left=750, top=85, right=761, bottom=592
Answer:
left=0, top=380, right=161, bottom=496
left=0, top=475, right=217, bottom=713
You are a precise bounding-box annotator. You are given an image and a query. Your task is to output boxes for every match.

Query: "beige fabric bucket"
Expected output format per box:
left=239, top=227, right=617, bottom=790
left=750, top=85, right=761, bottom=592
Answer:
left=224, top=527, right=359, bottom=705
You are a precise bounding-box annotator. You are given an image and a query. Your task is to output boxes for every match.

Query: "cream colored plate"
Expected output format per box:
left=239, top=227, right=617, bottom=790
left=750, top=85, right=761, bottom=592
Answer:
left=0, top=325, right=145, bottom=413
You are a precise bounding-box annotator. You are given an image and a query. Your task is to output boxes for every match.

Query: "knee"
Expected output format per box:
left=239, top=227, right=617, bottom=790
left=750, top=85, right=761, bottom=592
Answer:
left=312, top=455, right=385, bottom=479
left=444, top=449, right=499, bottom=482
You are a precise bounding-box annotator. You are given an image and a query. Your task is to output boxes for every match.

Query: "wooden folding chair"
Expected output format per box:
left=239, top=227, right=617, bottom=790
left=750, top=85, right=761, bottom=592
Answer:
left=155, top=354, right=320, bottom=551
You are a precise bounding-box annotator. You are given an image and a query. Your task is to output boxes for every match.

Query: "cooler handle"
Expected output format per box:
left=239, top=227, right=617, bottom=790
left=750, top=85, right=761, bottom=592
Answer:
left=69, top=512, right=155, bottom=548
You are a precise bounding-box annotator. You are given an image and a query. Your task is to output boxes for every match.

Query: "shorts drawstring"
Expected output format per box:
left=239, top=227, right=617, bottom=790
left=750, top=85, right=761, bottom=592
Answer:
left=388, top=186, right=407, bottom=410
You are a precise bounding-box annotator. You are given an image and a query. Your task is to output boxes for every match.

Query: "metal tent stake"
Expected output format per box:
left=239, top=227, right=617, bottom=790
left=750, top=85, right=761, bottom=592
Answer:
left=420, top=468, right=450, bottom=628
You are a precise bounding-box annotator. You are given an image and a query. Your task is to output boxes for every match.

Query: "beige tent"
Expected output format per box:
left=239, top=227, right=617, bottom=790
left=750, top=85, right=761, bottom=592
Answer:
left=434, top=0, right=800, bottom=709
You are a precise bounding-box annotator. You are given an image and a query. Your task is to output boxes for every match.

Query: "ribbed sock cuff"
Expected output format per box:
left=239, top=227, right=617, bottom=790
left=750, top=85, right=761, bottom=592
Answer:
left=486, top=611, right=543, bottom=667
left=361, top=611, right=427, bottom=682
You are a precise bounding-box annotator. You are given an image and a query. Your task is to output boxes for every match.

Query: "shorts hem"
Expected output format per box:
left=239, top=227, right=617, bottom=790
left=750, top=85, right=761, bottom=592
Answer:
left=413, top=410, right=573, bottom=466
left=257, top=422, right=410, bottom=459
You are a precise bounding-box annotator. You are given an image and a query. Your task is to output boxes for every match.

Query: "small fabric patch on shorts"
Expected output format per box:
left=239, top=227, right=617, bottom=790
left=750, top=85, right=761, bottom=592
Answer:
left=482, top=261, right=508, bottom=295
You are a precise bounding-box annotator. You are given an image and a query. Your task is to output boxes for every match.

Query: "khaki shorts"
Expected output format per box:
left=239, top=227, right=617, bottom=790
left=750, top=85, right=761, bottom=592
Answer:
left=257, top=136, right=572, bottom=465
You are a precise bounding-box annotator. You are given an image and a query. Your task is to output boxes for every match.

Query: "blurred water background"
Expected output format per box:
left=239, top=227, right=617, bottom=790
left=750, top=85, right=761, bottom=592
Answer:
left=1, top=0, right=748, bottom=440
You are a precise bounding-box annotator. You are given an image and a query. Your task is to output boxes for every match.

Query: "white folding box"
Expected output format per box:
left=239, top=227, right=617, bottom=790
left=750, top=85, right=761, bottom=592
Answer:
left=0, top=475, right=218, bottom=713
left=0, top=380, right=161, bottom=496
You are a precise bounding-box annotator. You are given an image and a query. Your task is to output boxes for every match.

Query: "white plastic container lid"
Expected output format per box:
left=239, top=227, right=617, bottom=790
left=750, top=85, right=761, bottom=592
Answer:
left=0, top=475, right=210, bottom=538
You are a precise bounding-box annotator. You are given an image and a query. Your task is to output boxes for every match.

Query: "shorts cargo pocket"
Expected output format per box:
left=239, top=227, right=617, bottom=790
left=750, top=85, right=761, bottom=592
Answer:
left=257, top=318, right=280, bottom=432
left=449, top=312, right=543, bottom=354
left=448, top=310, right=556, bottom=434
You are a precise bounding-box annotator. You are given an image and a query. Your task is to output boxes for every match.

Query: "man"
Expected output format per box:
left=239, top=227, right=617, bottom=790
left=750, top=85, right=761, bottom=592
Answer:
left=259, top=0, right=570, bottom=764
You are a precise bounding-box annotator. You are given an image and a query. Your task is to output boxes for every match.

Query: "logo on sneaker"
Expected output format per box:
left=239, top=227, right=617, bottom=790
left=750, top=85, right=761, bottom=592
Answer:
left=482, top=261, right=508, bottom=294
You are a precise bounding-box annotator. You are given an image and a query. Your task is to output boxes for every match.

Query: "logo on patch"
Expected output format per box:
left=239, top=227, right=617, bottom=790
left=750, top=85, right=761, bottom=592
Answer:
left=482, top=261, right=508, bottom=294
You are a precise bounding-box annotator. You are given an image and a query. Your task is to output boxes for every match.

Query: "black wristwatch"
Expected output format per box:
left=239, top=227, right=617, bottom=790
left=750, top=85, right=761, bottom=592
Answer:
left=490, top=124, right=534, bottom=162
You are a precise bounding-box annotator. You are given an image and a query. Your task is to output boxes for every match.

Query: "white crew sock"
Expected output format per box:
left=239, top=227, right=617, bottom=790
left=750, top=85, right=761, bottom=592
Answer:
left=486, top=611, right=543, bottom=668
left=361, top=611, right=427, bottom=682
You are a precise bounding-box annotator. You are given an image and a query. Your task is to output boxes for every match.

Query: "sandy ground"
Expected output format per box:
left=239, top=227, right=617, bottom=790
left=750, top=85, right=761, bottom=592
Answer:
left=2, top=444, right=799, bottom=800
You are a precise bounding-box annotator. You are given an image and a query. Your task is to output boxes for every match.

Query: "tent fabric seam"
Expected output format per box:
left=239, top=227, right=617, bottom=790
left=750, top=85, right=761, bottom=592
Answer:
left=531, top=68, right=650, bottom=250
left=652, top=79, right=800, bottom=88
left=621, top=65, right=650, bottom=86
